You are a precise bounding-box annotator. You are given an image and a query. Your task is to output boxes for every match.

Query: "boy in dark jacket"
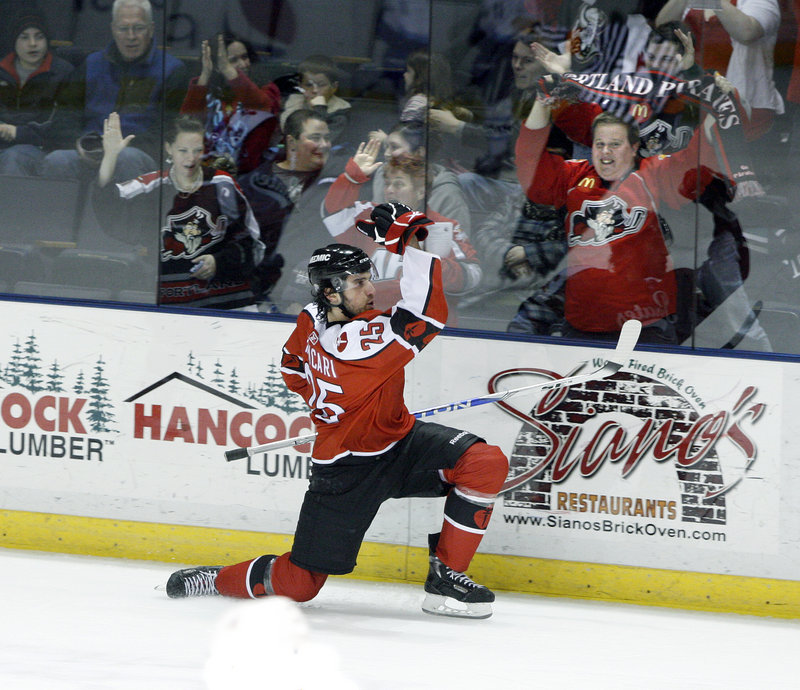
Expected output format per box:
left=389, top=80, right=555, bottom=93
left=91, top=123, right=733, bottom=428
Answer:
left=0, top=11, right=73, bottom=175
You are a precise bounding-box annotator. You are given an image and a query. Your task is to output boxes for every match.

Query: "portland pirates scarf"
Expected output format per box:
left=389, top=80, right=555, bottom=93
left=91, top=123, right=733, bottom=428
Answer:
left=541, top=71, right=763, bottom=199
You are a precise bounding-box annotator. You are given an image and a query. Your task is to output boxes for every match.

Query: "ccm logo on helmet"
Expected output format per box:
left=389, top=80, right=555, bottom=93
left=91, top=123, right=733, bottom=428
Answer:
left=310, top=253, right=331, bottom=263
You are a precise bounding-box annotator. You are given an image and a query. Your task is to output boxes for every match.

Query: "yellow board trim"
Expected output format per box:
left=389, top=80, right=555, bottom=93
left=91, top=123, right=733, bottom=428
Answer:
left=2, top=509, right=799, bottom=619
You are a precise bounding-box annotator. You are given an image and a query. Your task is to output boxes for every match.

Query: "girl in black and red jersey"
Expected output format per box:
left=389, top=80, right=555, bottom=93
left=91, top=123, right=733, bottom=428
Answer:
left=93, top=113, right=263, bottom=310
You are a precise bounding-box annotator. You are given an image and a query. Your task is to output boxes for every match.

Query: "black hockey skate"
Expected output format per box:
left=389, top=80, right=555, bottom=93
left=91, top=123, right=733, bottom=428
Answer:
left=166, top=566, right=222, bottom=598
left=421, top=534, right=494, bottom=619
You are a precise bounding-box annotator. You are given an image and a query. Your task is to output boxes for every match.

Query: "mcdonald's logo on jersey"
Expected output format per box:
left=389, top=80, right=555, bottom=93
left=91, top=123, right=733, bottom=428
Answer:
left=629, top=102, right=651, bottom=123
left=578, top=177, right=596, bottom=188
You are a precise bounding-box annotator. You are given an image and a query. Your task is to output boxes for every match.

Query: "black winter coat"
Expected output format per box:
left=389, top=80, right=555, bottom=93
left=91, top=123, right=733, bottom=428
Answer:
left=0, top=51, right=74, bottom=150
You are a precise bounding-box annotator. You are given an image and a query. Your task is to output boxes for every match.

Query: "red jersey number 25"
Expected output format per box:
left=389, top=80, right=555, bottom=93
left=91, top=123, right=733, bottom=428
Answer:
left=305, top=364, right=345, bottom=424
left=359, top=322, right=384, bottom=350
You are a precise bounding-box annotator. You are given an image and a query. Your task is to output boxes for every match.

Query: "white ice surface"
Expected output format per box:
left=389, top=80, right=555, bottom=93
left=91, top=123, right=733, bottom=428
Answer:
left=0, top=548, right=796, bottom=689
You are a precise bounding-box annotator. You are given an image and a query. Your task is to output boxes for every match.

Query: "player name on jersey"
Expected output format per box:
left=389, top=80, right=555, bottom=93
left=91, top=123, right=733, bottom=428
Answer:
left=304, top=342, right=338, bottom=379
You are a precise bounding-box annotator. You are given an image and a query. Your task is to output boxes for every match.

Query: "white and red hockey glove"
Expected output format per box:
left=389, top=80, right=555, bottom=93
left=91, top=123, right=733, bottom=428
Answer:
left=356, top=202, right=433, bottom=255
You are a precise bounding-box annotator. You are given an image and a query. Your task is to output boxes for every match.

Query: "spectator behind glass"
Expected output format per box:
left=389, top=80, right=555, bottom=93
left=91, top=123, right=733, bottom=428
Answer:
left=93, top=113, right=263, bottom=311
left=0, top=10, right=73, bottom=176
left=181, top=33, right=281, bottom=176
left=517, top=95, right=723, bottom=345
left=369, top=0, right=430, bottom=96
left=238, top=109, right=334, bottom=308
left=532, top=26, right=770, bottom=350
left=42, top=0, right=188, bottom=183
left=656, top=0, right=785, bottom=141
left=321, top=143, right=482, bottom=324
left=399, top=50, right=473, bottom=126
left=480, top=27, right=697, bottom=338
left=466, top=0, right=545, bottom=107
left=430, top=23, right=558, bottom=217
left=370, top=122, right=472, bottom=236
left=279, top=55, right=351, bottom=145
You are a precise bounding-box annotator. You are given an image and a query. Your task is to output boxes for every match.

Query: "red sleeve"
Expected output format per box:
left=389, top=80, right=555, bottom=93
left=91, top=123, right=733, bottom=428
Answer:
left=280, top=312, right=313, bottom=398
left=439, top=253, right=463, bottom=292
left=641, top=125, right=715, bottom=210
left=180, top=77, right=207, bottom=117
left=324, top=157, right=371, bottom=214
left=439, top=220, right=479, bottom=294
left=516, top=124, right=575, bottom=207
left=228, top=72, right=281, bottom=113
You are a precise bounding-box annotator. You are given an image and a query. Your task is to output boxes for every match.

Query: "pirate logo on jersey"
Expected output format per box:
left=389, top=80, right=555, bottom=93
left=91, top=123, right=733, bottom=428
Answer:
left=638, top=118, right=693, bottom=158
left=161, top=207, right=225, bottom=261
left=570, top=196, right=647, bottom=246
left=207, top=101, right=273, bottom=161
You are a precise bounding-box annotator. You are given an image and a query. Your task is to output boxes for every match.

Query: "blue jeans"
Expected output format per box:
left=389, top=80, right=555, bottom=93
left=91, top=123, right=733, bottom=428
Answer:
left=696, top=231, right=771, bottom=350
left=0, top=145, right=45, bottom=176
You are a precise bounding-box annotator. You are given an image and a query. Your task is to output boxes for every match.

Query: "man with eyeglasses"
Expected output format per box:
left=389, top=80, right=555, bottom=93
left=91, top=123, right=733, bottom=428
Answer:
left=44, top=0, right=187, bottom=182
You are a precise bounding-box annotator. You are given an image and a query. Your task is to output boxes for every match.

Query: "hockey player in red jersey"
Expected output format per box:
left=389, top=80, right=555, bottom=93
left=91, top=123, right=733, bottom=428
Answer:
left=166, top=202, right=509, bottom=619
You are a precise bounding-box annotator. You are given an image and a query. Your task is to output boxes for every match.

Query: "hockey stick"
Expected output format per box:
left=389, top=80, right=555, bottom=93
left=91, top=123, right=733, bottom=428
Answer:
left=224, top=319, right=642, bottom=462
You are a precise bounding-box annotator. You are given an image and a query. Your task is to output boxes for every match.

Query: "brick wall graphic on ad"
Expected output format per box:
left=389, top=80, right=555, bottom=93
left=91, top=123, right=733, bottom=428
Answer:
left=499, top=371, right=727, bottom=525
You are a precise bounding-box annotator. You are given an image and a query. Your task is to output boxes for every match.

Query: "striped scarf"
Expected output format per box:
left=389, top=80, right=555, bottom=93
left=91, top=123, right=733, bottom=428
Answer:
left=541, top=70, right=764, bottom=199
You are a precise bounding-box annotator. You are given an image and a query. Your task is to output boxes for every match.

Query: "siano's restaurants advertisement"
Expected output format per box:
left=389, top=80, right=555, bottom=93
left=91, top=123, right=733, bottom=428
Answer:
left=0, top=299, right=789, bottom=579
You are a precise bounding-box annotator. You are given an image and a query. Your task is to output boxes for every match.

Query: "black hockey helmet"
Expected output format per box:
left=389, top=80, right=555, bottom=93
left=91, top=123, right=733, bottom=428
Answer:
left=307, top=243, right=374, bottom=297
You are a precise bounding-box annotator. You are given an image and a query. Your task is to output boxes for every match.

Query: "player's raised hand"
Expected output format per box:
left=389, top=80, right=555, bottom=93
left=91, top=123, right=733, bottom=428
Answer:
left=356, top=202, right=433, bottom=255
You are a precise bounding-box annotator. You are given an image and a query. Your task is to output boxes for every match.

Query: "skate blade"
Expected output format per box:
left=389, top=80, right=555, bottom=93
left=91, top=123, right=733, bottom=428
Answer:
left=421, top=593, right=492, bottom=619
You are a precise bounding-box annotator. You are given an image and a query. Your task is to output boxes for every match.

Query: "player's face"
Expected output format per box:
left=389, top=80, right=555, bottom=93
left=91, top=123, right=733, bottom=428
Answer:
left=511, top=41, right=542, bottom=91
left=226, top=41, right=251, bottom=75
left=334, top=271, right=375, bottom=317
left=291, top=119, right=331, bottom=171
left=593, top=124, right=638, bottom=182
left=111, top=5, right=153, bottom=61
left=166, top=131, right=204, bottom=185
left=15, top=28, right=47, bottom=70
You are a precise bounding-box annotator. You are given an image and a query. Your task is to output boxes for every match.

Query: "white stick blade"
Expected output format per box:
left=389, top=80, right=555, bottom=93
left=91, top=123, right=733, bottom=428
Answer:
left=615, top=319, right=642, bottom=357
